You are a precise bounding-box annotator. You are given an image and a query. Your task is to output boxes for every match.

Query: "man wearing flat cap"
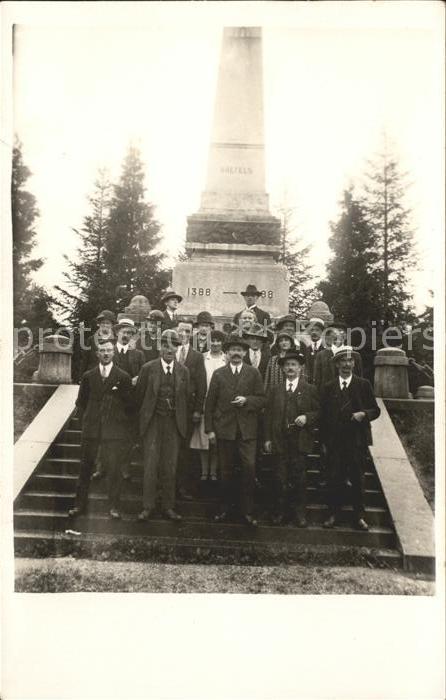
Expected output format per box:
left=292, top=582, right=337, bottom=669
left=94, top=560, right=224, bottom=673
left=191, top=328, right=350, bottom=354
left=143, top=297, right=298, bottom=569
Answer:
left=135, top=329, right=191, bottom=521
left=233, top=284, right=271, bottom=330
left=264, top=349, right=319, bottom=526
left=192, top=311, right=215, bottom=354
left=205, top=333, right=266, bottom=526
left=79, top=309, right=116, bottom=379
left=320, top=346, right=380, bottom=531
left=161, top=289, right=183, bottom=329
left=137, top=309, right=163, bottom=363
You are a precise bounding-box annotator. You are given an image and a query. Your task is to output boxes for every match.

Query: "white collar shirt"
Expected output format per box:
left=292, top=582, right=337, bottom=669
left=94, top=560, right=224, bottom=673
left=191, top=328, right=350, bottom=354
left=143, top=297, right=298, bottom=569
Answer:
left=99, top=362, right=113, bottom=378
left=249, top=347, right=261, bottom=368
left=230, top=363, right=242, bottom=375
left=339, top=374, right=353, bottom=390
left=116, top=342, right=129, bottom=354
left=160, top=358, right=174, bottom=375
left=286, top=377, right=299, bottom=393
left=176, top=344, right=189, bottom=363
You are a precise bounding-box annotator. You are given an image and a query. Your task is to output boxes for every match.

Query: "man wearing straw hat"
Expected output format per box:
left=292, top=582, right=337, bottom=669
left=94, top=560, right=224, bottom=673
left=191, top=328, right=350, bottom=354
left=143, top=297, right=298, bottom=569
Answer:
left=320, top=346, right=380, bottom=531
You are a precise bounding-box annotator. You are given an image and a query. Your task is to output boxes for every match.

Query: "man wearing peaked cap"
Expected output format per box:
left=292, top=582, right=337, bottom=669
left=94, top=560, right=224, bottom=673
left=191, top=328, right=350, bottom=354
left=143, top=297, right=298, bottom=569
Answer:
left=320, top=345, right=380, bottom=532
left=161, top=289, right=183, bottom=329
left=233, top=284, right=271, bottom=329
left=205, top=332, right=266, bottom=526
left=264, top=349, right=319, bottom=527
left=136, top=310, right=164, bottom=363
left=79, top=309, right=117, bottom=379
left=135, top=328, right=191, bottom=522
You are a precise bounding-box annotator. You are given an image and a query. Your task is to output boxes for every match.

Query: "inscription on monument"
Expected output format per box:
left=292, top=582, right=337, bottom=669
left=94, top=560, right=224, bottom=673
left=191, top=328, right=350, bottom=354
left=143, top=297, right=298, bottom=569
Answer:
left=220, top=166, right=253, bottom=175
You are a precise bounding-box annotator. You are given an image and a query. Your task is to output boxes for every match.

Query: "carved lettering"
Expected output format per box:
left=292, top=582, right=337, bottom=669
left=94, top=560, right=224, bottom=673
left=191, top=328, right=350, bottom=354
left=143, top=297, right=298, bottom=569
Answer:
left=220, top=166, right=253, bottom=175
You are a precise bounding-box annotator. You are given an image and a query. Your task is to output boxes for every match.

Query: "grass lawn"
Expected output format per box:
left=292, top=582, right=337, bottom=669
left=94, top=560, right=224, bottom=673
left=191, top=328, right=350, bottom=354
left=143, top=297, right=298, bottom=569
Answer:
left=388, top=408, right=435, bottom=511
left=14, top=557, right=433, bottom=594
left=14, top=384, right=56, bottom=442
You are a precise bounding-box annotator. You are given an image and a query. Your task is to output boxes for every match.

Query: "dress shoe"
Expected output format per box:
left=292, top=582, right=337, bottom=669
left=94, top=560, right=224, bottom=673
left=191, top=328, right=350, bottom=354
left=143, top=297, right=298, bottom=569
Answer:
left=68, top=507, right=83, bottom=517
left=210, top=474, right=218, bottom=481
left=323, top=514, right=337, bottom=529
left=91, top=471, right=105, bottom=481
left=122, top=473, right=132, bottom=482
left=243, top=514, right=258, bottom=527
left=296, top=516, right=308, bottom=528
left=200, top=474, right=208, bottom=481
left=345, top=478, right=352, bottom=488
left=356, top=518, right=369, bottom=531
left=214, top=511, right=228, bottom=522
left=109, top=509, right=121, bottom=519
left=178, top=489, right=193, bottom=501
left=138, top=509, right=153, bottom=521
left=164, top=509, right=182, bottom=521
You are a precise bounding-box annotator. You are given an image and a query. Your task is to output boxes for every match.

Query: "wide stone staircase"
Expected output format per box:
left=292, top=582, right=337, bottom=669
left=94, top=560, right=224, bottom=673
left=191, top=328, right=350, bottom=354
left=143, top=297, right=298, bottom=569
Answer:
left=14, top=412, right=402, bottom=567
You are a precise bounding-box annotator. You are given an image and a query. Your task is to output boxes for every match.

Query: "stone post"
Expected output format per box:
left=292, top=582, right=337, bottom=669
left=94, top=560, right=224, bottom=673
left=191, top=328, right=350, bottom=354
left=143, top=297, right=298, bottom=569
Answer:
left=374, top=347, right=410, bottom=398
left=415, top=385, right=435, bottom=400
left=33, top=333, right=73, bottom=384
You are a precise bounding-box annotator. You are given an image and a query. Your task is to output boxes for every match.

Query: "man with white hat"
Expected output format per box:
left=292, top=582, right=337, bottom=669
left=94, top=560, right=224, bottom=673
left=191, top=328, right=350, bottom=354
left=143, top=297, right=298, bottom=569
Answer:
left=320, top=346, right=380, bottom=531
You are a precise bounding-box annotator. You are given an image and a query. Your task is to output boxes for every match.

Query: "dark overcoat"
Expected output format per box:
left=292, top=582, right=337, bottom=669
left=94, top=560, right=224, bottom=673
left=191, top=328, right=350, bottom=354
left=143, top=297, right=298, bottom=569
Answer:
left=75, top=364, right=133, bottom=441
left=264, top=376, right=319, bottom=454
left=320, top=375, right=380, bottom=448
left=314, top=348, right=363, bottom=392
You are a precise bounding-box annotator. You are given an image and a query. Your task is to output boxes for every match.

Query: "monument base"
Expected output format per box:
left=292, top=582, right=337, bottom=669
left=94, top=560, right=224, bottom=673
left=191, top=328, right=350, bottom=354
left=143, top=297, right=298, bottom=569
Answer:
left=172, top=243, right=289, bottom=324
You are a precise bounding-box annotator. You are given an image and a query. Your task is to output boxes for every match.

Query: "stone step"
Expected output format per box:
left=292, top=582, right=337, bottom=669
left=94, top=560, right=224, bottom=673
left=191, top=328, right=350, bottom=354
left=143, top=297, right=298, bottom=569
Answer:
left=39, top=455, right=380, bottom=489
left=13, top=509, right=397, bottom=549
left=58, top=430, right=82, bottom=445
left=17, top=491, right=391, bottom=527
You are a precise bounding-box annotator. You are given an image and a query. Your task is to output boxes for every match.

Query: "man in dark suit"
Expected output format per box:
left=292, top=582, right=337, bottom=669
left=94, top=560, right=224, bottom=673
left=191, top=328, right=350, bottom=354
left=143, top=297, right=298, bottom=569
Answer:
left=243, top=327, right=273, bottom=380
left=79, top=309, right=116, bottom=380
left=137, top=309, right=163, bottom=363
left=135, top=329, right=191, bottom=521
left=320, top=347, right=380, bottom=531
left=161, top=289, right=183, bottom=329
left=264, top=349, right=319, bottom=526
left=110, top=317, right=145, bottom=480
left=233, top=284, right=271, bottom=330
left=175, top=318, right=207, bottom=498
left=205, top=333, right=266, bottom=526
left=68, top=339, right=133, bottom=519
left=314, top=322, right=363, bottom=393
left=304, top=317, right=327, bottom=384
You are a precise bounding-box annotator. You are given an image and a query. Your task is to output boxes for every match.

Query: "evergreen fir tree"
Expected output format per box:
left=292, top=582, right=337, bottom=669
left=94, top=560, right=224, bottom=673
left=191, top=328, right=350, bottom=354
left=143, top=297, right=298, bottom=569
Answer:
left=103, top=145, right=170, bottom=309
left=54, top=169, right=113, bottom=329
left=277, top=205, right=317, bottom=317
left=362, top=144, right=417, bottom=326
left=318, top=188, right=382, bottom=328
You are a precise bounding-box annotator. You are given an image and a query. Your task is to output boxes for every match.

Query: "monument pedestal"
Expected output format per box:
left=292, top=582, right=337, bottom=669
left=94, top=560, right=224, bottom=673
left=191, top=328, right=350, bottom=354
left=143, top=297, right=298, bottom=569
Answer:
left=173, top=242, right=288, bottom=324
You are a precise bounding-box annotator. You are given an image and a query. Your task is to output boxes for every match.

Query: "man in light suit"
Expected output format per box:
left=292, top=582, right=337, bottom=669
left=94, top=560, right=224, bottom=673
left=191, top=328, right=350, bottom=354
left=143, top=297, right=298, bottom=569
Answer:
left=205, top=333, right=266, bottom=526
left=68, top=339, right=133, bottom=520
left=320, top=346, right=380, bottom=531
left=135, top=329, right=191, bottom=521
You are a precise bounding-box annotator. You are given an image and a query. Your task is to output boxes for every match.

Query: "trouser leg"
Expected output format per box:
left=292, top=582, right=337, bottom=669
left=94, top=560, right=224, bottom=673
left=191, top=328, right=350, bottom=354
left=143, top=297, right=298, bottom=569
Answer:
left=237, top=437, right=257, bottom=517
left=272, top=454, right=287, bottom=516
left=217, top=440, right=236, bottom=513
left=159, top=415, right=180, bottom=511
left=75, top=439, right=99, bottom=510
left=326, top=447, right=344, bottom=518
left=142, top=417, right=162, bottom=511
left=288, top=449, right=307, bottom=519
left=199, top=450, right=209, bottom=478
left=102, top=440, right=124, bottom=511
left=349, top=447, right=366, bottom=520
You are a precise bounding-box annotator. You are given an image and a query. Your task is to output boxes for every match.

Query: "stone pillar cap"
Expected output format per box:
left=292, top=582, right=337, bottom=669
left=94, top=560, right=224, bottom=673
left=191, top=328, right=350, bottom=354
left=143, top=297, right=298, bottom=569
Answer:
left=40, top=334, right=73, bottom=354
left=374, top=347, right=408, bottom=366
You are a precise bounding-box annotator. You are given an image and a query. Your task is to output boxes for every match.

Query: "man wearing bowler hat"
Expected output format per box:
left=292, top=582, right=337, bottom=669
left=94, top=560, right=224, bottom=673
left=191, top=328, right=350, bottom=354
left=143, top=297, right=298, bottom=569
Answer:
left=264, top=349, right=319, bottom=526
left=205, top=332, right=266, bottom=526
left=161, top=289, right=183, bottom=329
left=135, top=329, right=191, bottom=521
left=320, top=346, right=380, bottom=531
left=233, top=284, right=271, bottom=329
left=192, top=311, right=215, bottom=354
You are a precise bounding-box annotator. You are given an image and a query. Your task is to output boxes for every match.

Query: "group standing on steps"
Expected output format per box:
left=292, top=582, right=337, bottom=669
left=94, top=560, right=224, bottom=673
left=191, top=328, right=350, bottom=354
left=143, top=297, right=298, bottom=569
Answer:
left=68, top=283, right=380, bottom=531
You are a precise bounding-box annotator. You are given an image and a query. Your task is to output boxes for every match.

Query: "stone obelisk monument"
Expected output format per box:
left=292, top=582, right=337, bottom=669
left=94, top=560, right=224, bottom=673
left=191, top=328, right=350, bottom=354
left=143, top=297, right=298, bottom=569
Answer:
left=173, top=27, right=289, bottom=324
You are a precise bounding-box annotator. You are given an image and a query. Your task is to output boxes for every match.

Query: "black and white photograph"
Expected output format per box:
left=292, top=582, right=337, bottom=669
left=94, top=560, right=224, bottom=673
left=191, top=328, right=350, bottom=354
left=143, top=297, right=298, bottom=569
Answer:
left=1, top=1, right=444, bottom=698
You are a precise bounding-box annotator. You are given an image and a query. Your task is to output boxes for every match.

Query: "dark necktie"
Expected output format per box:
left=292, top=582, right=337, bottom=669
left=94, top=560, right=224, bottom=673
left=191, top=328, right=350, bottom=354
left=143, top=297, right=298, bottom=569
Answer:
left=342, top=380, right=348, bottom=392
left=287, top=382, right=293, bottom=394
left=166, top=366, right=171, bottom=375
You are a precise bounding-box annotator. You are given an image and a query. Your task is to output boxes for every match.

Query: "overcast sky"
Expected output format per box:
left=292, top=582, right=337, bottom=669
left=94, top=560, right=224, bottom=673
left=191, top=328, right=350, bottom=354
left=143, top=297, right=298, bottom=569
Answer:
left=10, top=2, right=444, bottom=314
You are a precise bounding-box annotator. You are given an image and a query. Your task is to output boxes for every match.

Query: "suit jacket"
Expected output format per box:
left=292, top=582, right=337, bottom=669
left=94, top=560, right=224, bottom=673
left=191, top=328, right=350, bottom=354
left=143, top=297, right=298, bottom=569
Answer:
left=204, top=363, right=266, bottom=441
left=75, top=364, right=133, bottom=441
left=314, top=348, right=363, bottom=393
left=264, top=376, right=319, bottom=454
left=304, top=342, right=326, bottom=384
left=243, top=344, right=271, bottom=380
left=320, top=375, right=380, bottom=448
left=233, top=306, right=271, bottom=328
left=113, top=347, right=145, bottom=378
left=162, top=310, right=177, bottom=330
left=135, top=358, right=191, bottom=439
left=135, top=333, right=159, bottom=363
left=180, top=345, right=207, bottom=414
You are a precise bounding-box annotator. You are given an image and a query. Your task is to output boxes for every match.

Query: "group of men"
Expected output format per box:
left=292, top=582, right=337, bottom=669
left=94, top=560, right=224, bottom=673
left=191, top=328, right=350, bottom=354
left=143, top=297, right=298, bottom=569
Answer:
left=69, top=283, right=380, bottom=531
